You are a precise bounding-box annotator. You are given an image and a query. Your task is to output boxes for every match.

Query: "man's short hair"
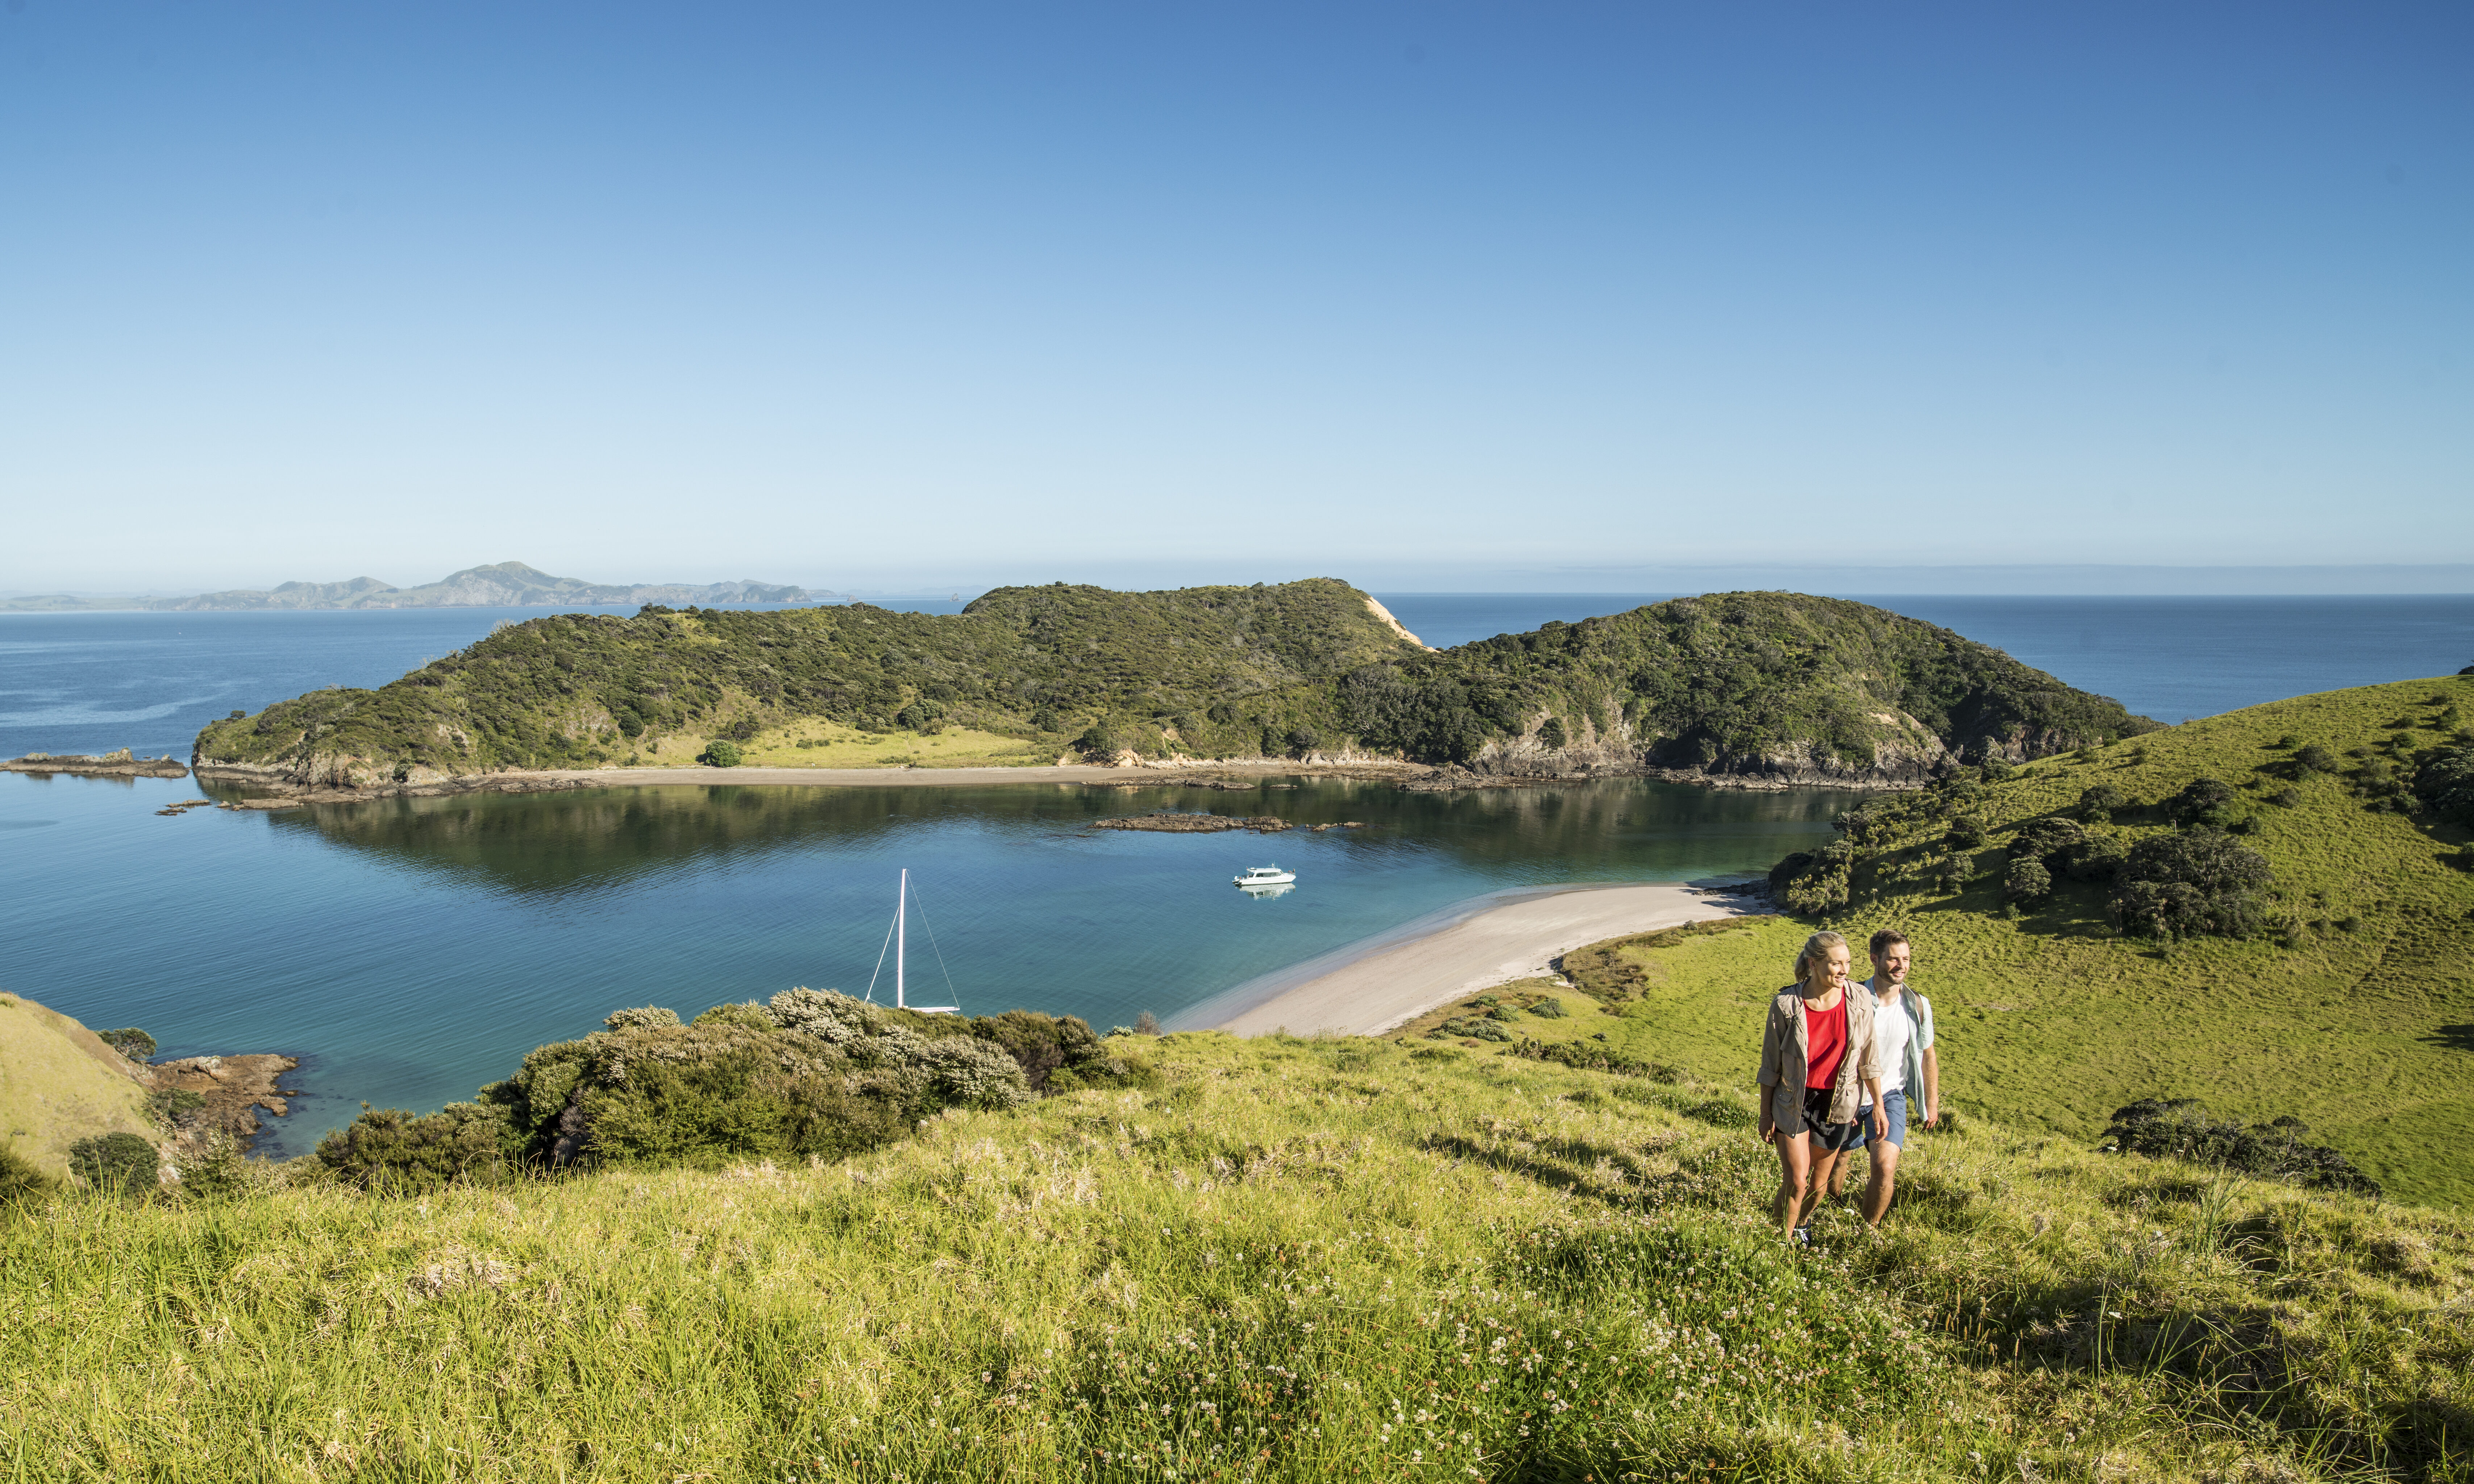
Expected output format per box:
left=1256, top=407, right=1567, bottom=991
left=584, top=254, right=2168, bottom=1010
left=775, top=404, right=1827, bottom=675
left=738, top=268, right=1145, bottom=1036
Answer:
left=1868, top=929, right=1910, bottom=957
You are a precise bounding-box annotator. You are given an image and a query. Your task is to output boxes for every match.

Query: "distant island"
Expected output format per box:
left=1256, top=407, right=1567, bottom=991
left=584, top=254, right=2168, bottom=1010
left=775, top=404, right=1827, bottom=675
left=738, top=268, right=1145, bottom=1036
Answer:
left=0, top=560, right=820, bottom=613
left=194, top=578, right=2160, bottom=790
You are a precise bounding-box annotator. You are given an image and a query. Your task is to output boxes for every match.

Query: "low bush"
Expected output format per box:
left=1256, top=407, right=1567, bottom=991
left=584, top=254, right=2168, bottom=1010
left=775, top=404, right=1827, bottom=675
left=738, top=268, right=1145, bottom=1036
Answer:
left=1431, top=1016, right=1511, bottom=1043
left=696, top=739, right=744, bottom=768
left=0, top=1146, right=56, bottom=1204
left=316, top=1103, right=509, bottom=1193
left=2163, top=776, right=2238, bottom=826
left=2074, top=783, right=2128, bottom=822
left=2003, top=858, right=2053, bottom=903
left=96, top=1028, right=155, bottom=1063
left=2415, top=743, right=2474, bottom=827
left=67, top=1133, right=157, bottom=1197
left=2101, top=1097, right=2381, bottom=1196
left=147, top=1087, right=206, bottom=1128
left=2109, top=828, right=2274, bottom=939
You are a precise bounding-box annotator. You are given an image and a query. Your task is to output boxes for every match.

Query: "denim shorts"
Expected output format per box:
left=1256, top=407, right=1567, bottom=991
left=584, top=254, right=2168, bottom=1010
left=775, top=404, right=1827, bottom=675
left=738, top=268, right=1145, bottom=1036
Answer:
left=1857, top=1089, right=1909, bottom=1149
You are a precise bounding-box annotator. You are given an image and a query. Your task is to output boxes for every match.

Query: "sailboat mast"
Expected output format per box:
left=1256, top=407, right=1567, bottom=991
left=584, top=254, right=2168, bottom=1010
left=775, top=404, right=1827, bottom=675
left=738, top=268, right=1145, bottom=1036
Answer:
left=895, top=868, right=907, bottom=1010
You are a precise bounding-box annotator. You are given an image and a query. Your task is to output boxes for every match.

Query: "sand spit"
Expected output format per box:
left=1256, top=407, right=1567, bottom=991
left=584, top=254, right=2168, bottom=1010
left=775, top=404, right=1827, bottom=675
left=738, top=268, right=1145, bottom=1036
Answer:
left=1205, top=882, right=1752, bottom=1039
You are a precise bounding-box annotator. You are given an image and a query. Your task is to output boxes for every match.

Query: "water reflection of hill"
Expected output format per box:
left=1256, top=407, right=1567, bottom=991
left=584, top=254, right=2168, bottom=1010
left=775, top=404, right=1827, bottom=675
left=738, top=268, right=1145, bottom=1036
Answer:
left=273, top=777, right=1868, bottom=897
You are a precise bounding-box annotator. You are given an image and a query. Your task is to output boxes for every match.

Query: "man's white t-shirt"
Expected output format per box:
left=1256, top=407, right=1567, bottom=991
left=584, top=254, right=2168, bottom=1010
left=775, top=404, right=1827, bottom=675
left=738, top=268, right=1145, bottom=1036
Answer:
left=1871, top=989, right=1913, bottom=1095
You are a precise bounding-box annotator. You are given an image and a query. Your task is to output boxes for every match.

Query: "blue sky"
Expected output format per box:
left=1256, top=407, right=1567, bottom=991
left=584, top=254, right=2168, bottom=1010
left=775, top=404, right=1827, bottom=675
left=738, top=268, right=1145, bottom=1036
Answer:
left=3, top=2, right=2466, bottom=593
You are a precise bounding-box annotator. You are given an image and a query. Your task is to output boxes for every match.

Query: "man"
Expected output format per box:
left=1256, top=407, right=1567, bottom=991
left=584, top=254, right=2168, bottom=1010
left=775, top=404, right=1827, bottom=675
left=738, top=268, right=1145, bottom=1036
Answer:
left=1840, top=928, right=1937, bottom=1228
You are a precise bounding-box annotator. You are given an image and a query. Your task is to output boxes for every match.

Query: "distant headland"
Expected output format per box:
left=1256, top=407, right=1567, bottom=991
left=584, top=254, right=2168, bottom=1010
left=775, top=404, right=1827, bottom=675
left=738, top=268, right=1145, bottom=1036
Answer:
left=0, top=560, right=820, bottom=613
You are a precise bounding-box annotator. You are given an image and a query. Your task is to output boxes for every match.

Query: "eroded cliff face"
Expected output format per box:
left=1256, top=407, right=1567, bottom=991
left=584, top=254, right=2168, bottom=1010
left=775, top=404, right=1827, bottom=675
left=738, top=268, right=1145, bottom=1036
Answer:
left=1443, top=706, right=1962, bottom=788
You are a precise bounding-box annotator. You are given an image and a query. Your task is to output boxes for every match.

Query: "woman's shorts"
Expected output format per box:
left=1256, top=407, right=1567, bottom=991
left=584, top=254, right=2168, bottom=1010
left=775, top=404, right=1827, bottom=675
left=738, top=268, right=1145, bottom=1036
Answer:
left=1772, top=1086, right=1865, bottom=1150
left=1856, top=1089, right=1909, bottom=1149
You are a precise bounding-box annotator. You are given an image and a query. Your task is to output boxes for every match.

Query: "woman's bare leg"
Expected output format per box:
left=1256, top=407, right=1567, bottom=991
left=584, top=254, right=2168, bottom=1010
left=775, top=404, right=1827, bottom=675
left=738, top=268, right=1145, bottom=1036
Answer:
left=1771, top=1130, right=1812, bottom=1241
left=1804, top=1147, right=1845, bottom=1230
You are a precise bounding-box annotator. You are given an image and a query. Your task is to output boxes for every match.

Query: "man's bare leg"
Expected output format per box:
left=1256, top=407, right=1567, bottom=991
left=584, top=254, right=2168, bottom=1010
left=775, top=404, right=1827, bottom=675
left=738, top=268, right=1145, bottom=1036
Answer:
left=1862, top=1139, right=1901, bottom=1226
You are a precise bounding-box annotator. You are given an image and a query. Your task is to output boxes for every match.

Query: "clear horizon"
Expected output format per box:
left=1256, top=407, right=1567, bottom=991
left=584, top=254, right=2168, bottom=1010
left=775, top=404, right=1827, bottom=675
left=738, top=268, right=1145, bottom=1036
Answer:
left=4, top=3, right=2466, bottom=591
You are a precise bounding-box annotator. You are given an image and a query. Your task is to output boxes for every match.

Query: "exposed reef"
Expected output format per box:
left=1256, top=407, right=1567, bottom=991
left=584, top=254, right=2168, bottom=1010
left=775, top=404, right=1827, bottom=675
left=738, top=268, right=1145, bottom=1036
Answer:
left=3, top=750, right=189, bottom=779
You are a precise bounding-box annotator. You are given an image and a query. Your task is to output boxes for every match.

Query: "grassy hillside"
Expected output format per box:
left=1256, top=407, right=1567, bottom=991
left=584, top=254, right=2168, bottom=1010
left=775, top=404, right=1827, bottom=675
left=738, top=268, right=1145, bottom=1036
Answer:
left=0, top=993, right=158, bottom=1180
left=5, top=1031, right=2469, bottom=1481
left=1480, top=676, right=2474, bottom=1210
left=192, top=585, right=2153, bottom=789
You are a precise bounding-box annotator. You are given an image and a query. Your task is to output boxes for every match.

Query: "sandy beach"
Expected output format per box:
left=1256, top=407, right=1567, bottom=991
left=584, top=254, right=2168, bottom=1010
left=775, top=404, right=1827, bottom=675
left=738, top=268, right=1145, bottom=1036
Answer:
left=1201, top=882, right=1749, bottom=1039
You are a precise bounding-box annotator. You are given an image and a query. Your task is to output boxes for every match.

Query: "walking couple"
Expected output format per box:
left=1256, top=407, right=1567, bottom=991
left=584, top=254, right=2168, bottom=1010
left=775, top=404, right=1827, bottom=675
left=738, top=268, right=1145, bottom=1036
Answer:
left=1755, top=928, right=1938, bottom=1243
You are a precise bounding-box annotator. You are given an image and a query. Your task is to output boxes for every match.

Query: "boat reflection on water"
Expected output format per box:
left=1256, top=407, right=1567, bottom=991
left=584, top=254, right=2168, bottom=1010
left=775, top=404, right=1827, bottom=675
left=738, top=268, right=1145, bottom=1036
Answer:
left=1237, top=881, right=1296, bottom=900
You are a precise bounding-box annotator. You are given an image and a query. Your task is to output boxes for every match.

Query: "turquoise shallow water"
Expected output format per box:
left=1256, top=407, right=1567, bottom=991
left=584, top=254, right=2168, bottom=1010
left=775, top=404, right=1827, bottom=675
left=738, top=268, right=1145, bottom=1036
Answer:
left=0, top=769, right=1859, bottom=1155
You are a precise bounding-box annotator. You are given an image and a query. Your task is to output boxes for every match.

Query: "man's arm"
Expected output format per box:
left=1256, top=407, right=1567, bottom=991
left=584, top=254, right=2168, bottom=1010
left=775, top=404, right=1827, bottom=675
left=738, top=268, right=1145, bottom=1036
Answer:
left=1919, top=1046, right=1940, bottom=1126
left=1863, top=1075, right=1886, bottom=1140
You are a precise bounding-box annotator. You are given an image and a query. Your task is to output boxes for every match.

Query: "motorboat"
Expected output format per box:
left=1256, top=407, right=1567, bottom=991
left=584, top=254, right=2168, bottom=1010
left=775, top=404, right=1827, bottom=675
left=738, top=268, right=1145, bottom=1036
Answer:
left=1233, top=865, right=1296, bottom=887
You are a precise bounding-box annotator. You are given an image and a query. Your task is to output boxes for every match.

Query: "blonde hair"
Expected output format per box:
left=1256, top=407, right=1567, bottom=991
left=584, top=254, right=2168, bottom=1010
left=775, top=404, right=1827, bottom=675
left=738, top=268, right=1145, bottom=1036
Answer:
left=1793, top=930, right=1850, bottom=987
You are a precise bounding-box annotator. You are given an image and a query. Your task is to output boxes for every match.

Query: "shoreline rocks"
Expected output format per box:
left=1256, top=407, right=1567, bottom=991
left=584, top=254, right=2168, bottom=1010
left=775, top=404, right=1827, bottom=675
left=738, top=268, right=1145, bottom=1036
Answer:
left=1093, top=812, right=1294, bottom=833
left=150, top=1053, right=305, bottom=1151
left=3, top=749, right=189, bottom=779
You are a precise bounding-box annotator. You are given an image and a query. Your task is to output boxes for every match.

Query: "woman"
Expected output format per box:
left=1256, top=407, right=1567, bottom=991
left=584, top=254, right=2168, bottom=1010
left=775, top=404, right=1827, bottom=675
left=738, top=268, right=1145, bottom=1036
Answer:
left=1756, top=930, right=1887, bottom=1243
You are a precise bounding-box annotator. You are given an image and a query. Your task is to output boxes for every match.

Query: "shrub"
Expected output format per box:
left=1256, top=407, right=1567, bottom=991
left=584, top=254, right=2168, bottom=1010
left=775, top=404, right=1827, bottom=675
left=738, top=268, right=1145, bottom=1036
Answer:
left=2003, top=858, right=2053, bottom=903
left=1030, top=706, right=1064, bottom=733
left=2414, top=743, right=2474, bottom=827
left=895, top=700, right=946, bottom=734
left=2007, top=817, right=2083, bottom=861
left=2163, top=776, right=2237, bottom=825
left=2269, top=786, right=2302, bottom=808
left=1526, top=997, right=1567, bottom=1019
left=718, top=715, right=763, bottom=743
left=2101, top=1098, right=2379, bottom=1197
left=2053, top=833, right=2128, bottom=883
left=147, top=1087, right=207, bottom=1128
left=1505, top=1038, right=1675, bottom=1079
left=1432, top=1017, right=1511, bottom=1043
left=0, top=1146, right=58, bottom=1204
left=1074, top=724, right=1121, bottom=760
left=315, top=1103, right=510, bottom=1192
left=68, top=1133, right=158, bottom=1197
left=2074, top=784, right=2128, bottom=822
left=1537, top=717, right=1567, bottom=750
left=1945, top=818, right=1986, bottom=850
left=604, top=1006, right=683, bottom=1031
left=97, top=1028, right=155, bottom=1063
left=2294, top=742, right=2338, bottom=774
left=1285, top=728, right=1321, bottom=758
left=697, top=739, right=744, bottom=768
left=969, top=1008, right=1120, bottom=1092
left=2109, top=828, right=2274, bottom=939
left=691, top=1002, right=776, bottom=1030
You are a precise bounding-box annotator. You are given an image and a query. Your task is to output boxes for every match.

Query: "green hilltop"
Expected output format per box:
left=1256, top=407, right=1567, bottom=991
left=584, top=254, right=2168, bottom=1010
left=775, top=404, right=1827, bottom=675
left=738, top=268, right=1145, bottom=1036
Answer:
left=192, top=582, right=2155, bottom=785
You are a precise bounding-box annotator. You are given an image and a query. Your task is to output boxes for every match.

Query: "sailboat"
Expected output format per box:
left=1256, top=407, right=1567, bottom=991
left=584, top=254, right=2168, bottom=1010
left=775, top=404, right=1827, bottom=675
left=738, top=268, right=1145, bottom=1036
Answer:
left=865, top=868, right=961, bottom=1014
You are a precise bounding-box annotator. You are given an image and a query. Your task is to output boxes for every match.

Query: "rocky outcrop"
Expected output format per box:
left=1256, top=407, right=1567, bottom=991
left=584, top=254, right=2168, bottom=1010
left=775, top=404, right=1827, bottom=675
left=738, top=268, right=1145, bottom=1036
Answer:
left=1092, top=812, right=1294, bottom=833
left=192, top=759, right=597, bottom=810
left=2, top=750, right=188, bottom=778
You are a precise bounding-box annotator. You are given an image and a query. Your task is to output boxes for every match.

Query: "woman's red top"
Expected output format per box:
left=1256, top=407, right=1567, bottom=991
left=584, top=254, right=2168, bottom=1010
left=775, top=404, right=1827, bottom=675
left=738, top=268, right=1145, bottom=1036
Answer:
left=1804, top=993, right=1849, bottom=1091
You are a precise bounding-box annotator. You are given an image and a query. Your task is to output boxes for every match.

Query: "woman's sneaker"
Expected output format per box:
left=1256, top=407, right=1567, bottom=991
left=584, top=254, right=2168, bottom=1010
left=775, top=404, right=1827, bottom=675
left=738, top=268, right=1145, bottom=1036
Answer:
left=1792, top=1224, right=1812, bottom=1246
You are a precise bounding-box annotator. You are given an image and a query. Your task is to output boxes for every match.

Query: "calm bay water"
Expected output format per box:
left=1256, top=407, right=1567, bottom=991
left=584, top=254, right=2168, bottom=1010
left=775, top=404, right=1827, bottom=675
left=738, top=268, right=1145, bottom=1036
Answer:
left=4, top=590, right=2468, bottom=1153
left=0, top=769, right=1854, bottom=1155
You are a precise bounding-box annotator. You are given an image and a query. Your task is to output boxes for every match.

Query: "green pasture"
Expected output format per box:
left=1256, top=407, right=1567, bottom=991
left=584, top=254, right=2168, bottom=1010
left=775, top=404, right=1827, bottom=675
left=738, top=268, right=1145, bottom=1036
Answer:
left=6, top=1031, right=2470, bottom=1481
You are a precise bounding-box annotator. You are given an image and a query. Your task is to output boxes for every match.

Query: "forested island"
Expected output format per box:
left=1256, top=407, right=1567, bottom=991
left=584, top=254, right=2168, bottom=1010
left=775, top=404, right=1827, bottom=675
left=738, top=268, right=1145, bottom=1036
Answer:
left=191, top=578, right=2158, bottom=790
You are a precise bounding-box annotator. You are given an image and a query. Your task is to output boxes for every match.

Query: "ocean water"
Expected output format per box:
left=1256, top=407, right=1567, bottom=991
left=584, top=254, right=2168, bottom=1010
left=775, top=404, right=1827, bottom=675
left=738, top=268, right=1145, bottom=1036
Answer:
left=4, top=591, right=2468, bottom=1153
left=0, top=769, right=1855, bottom=1155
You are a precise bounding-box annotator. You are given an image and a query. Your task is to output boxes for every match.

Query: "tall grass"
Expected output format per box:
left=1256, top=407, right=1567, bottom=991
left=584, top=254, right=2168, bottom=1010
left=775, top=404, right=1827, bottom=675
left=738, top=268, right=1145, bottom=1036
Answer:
left=5, top=1032, right=2469, bottom=1481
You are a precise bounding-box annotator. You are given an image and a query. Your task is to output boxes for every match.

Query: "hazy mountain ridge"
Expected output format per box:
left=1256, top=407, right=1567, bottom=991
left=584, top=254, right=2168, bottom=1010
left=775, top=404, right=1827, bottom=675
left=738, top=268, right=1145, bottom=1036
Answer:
left=145, top=560, right=817, bottom=610
left=0, top=562, right=816, bottom=612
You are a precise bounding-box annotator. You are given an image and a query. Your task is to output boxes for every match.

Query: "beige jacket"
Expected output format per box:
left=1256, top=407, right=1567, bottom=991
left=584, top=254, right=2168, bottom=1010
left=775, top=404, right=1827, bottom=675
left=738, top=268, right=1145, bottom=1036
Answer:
left=1757, top=985, right=1888, bottom=1126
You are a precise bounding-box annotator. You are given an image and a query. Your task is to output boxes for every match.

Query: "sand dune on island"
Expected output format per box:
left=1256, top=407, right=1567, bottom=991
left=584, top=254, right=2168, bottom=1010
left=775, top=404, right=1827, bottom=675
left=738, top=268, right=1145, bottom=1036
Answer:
left=1194, top=882, right=1750, bottom=1039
